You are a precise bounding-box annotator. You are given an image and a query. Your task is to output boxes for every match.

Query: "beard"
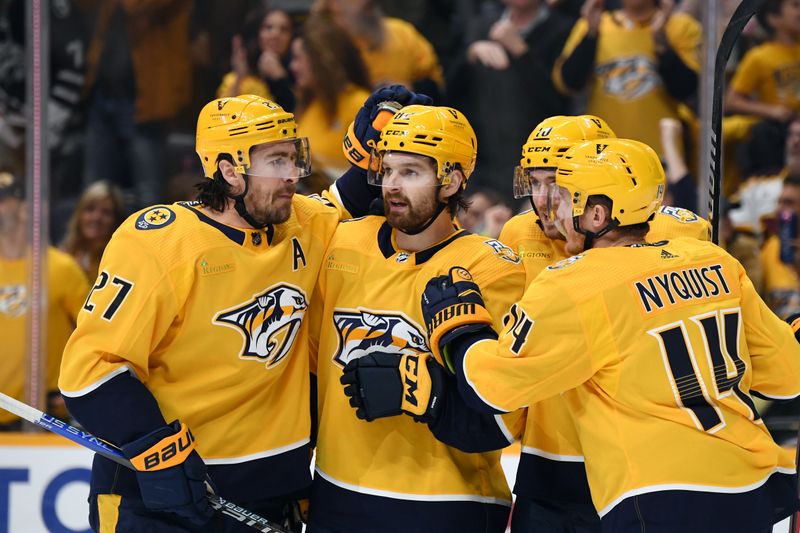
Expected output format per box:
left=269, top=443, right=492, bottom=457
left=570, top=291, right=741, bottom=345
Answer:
left=384, top=189, right=440, bottom=233
left=243, top=183, right=296, bottom=226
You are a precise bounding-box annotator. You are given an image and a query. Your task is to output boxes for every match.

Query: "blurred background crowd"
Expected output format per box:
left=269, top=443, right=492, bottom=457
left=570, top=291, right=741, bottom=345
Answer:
left=2, top=0, right=800, bottom=439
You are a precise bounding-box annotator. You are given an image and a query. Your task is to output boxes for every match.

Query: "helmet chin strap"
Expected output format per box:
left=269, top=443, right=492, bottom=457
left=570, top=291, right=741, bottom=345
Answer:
left=572, top=216, right=617, bottom=251
left=230, top=174, right=268, bottom=229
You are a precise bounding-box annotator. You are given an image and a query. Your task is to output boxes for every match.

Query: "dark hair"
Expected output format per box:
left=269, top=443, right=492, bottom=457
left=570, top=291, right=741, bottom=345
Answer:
left=240, top=6, right=295, bottom=71
left=587, top=194, right=650, bottom=239
left=295, top=14, right=371, bottom=125
left=757, top=0, right=786, bottom=33
left=195, top=155, right=234, bottom=212
left=446, top=165, right=472, bottom=217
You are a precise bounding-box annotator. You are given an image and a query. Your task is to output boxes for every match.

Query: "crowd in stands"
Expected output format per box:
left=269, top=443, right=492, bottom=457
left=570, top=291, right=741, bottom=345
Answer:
left=2, top=0, right=800, bottom=430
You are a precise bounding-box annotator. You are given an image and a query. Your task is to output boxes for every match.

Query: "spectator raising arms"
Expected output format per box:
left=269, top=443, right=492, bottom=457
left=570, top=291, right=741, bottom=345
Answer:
left=217, top=6, right=296, bottom=111
left=554, top=0, right=701, bottom=155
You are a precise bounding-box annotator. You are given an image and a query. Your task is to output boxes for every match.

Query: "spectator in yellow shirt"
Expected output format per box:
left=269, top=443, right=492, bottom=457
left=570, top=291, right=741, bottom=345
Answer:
left=314, top=0, right=445, bottom=99
left=289, top=15, right=371, bottom=179
left=0, top=169, right=89, bottom=430
left=727, top=0, right=800, bottom=122
left=554, top=0, right=701, bottom=155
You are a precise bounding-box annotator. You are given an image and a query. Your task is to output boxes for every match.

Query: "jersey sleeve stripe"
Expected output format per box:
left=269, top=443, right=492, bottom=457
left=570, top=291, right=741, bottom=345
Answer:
left=59, top=365, right=138, bottom=398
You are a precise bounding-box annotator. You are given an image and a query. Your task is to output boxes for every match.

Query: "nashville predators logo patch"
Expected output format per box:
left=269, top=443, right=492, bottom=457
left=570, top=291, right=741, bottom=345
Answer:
left=214, top=283, right=308, bottom=368
left=484, top=239, right=520, bottom=264
left=136, top=207, right=175, bottom=230
left=660, top=205, right=699, bottom=223
left=0, top=284, right=27, bottom=318
left=332, top=309, right=429, bottom=367
left=596, top=55, right=660, bottom=101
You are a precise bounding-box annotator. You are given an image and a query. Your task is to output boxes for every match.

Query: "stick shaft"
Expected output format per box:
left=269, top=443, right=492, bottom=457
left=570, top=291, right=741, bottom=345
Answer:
left=0, top=392, right=289, bottom=533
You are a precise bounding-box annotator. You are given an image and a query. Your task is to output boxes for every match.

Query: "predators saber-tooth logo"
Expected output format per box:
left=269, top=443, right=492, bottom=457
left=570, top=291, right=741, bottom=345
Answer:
left=214, top=283, right=308, bottom=368
left=332, top=309, right=429, bottom=367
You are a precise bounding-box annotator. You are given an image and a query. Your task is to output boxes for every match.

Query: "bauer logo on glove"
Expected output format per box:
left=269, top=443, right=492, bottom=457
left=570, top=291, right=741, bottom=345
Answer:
left=421, top=267, right=495, bottom=367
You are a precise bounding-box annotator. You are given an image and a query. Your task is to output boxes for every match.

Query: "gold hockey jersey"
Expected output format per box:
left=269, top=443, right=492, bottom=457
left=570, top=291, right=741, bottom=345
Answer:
left=498, top=206, right=711, bottom=470
left=59, top=197, right=340, bottom=460
left=310, top=216, right=526, bottom=504
left=0, top=248, right=89, bottom=424
left=459, top=237, right=800, bottom=515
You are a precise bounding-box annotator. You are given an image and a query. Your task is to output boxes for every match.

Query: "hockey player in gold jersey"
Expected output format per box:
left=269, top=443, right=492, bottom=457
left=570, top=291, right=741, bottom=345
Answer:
left=501, top=115, right=710, bottom=532
left=57, top=87, right=431, bottom=532
left=347, top=138, right=800, bottom=532
left=307, top=105, right=526, bottom=532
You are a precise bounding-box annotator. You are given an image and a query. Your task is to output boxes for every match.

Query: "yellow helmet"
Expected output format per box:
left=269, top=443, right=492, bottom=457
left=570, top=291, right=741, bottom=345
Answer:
left=370, top=105, right=477, bottom=186
left=554, top=138, right=665, bottom=227
left=514, top=115, right=615, bottom=198
left=195, top=95, right=302, bottom=178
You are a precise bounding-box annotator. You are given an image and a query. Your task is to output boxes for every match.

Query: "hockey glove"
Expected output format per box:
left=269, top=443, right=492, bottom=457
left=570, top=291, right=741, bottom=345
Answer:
left=421, top=267, right=494, bottom=370
left=120, top=421, right=214, bottom=526
left=340, top=352, right=445, bottom=423
left=343, top=84, right=433, bottom=169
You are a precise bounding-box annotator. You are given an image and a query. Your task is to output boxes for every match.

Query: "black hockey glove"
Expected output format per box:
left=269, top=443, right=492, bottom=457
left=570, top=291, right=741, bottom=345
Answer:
left=343, top=84, right=433, bottom=169
left=421, top=267, right=495, bottom=370
left=340, top=352, right=445, bottom=423
left=120, top=421, right=214, bottom=526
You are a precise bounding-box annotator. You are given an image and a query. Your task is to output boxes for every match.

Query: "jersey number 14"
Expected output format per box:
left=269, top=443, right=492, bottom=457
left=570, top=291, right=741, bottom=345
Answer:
left=648, top=308, right=760, bottom=433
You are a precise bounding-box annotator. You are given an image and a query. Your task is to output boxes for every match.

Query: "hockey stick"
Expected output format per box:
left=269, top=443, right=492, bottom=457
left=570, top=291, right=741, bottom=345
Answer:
left=708, top=0, right=765, bottom=244
left=0, top=391, right=291, bottom=533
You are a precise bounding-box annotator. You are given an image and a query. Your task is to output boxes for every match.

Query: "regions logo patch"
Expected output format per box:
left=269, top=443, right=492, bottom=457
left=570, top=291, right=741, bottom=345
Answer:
left=546, top=254, right=585, bottom=270
left=0, top=284, right=27, bottom=318
left=484, top=239, right=520, bottom=264
left=136, top=207, right=175, bottom=230
left=214, top=283, right=308, bottom=368
left=332, top=309, right=428, bottom=367
left=660, top=205, right=699, bottom=223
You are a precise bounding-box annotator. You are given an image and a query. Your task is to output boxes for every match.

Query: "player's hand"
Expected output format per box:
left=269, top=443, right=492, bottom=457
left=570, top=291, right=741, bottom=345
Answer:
left=121, top=421, right=214, bottom=526
left=343, top=85, right=433, bottom=170
left=467, top=40, right=510, bottom=70
left=421, top=267, right=494, bottom=368
left=581, top=0, right=604, bottom=36
left=340, top=352, right=445, bottom=423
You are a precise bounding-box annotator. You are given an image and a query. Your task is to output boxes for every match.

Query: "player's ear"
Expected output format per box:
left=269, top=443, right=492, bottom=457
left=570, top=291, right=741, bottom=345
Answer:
left=586, top=202, right=611, bottom=231
left=439, top=170, right=464, bottom=201
left=218, top=159, right=244, bottom=194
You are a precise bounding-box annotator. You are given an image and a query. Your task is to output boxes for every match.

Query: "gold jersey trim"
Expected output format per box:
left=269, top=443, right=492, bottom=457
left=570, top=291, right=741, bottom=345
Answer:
left=597, top=467, right=797, bottom=518
left=494, top=414, right=514, bottom=444
left=59, top=365, right=136, bottom=398
left=314, top=467, right=513, bottom=506
left=203, top=437, right=310, bottom=465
